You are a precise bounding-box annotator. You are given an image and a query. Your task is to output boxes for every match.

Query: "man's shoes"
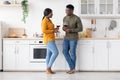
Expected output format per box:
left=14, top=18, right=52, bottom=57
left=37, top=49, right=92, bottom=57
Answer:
left=66, top=69, right=76, bottom=74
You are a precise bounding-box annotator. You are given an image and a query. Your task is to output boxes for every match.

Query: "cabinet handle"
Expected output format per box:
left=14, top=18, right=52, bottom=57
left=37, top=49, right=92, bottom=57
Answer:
left=107, top=41, right=109, bottom=48
left=17, top=47, right=19, bottom=54
left=15, top=46, right=16, bottom=54
left=96, top=8, right=97, bottom=14
left=107, top=41, right=108, bottom=48
left=92, top=47, right=94, bottom=54
left=109, top=42, right=111, bottom=48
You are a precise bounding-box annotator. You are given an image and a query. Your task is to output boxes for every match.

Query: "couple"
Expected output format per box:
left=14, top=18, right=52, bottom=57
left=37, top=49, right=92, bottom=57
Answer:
left=42, top=4, right=83, bottom=74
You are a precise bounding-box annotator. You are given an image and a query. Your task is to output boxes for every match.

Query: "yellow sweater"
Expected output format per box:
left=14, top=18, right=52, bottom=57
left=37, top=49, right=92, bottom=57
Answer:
left=42, top=17, right=55, bottom=44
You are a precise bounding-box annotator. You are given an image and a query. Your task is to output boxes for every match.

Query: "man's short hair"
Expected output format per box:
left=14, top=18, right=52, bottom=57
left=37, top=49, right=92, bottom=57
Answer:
left=66, top=4, right=74, bottom=10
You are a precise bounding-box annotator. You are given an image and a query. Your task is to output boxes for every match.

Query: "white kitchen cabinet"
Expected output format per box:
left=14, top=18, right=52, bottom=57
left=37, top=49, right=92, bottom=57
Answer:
left=3, top=40, right=29, bottom=71
left=53, top=40, right=66, bottom=70
left=118, top=0, right=120, bottom=14
left=0, top=23, right=2, bottom=70
left=78, top=40, right=94, bottom=71
left=3, top=44, right=16, bottom=70
left=15, top=45, right=29, bottom=70
left=94, top=40, right=109, bottom=71
left=80, top=0, right=120, bottom=18
left=80, top=0, right=96, bottom=14
left=109, top=40, right=120, bottom=71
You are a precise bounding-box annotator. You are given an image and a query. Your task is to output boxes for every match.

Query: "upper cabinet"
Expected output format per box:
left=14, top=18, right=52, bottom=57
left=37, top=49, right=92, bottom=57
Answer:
left=80, top=0, right=95, bottom=14
left=80, top=0, right=120, bottom=18
left=118, top=0, right=120, bottom=14
left=99, top=0, right=113, bottom=14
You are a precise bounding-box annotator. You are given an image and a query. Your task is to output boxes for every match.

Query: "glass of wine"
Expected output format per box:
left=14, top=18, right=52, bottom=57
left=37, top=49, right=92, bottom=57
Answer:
left=56, top=25, right=60, bottom=28
left=63, top=22, right=68, bottom=27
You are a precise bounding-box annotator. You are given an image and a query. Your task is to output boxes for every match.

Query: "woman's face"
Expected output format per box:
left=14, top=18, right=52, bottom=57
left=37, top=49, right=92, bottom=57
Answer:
left=47, top=13, right=53, bottom=18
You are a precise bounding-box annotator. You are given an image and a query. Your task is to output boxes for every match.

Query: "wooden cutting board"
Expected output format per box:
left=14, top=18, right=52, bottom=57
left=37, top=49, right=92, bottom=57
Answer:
left=8, top=28, right=25, bottom=38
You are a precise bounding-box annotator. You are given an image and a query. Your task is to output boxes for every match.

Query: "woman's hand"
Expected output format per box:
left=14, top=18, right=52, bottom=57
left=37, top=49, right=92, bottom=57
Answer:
left=54, top=28, right=59, bottom=33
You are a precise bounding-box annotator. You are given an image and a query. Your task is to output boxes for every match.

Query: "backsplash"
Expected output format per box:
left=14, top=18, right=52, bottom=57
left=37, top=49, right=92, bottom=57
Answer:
left=81, top=19, right=120, bottom=38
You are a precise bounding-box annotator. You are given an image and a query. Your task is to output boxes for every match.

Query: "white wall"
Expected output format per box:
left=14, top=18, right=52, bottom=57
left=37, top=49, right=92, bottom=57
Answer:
left=0, top=0, right=79, bottom=37
left=0, top=0, right=120, bottom=38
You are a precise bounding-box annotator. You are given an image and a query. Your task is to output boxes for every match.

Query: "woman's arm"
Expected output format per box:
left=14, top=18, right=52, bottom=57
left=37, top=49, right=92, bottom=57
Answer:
left=42, top=20, right=54, bottom=34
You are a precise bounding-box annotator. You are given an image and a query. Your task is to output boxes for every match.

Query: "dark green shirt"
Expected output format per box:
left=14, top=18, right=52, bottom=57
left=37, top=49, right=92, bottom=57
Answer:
left=63, top=15, right=83, bottom=40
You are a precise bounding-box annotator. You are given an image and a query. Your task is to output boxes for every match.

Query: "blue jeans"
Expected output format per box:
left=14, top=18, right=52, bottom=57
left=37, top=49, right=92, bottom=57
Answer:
left=46, top=41, right=59, bottom=68
left=62, top=38, right=78, bottom=70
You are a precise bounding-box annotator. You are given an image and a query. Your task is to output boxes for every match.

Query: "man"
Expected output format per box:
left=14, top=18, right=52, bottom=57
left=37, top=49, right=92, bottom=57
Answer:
left=62, top=4, right=83, bottom=74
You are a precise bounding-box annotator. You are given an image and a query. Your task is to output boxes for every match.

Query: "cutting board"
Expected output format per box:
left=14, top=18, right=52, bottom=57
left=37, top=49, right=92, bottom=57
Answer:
left=8, top=28, right=25, bottom=38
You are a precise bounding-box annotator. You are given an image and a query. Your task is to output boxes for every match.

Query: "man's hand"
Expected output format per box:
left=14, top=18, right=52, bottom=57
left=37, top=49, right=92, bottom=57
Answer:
left=65, top=29, right=72, bottom=33
left=63, top=26, right=68, bottom=31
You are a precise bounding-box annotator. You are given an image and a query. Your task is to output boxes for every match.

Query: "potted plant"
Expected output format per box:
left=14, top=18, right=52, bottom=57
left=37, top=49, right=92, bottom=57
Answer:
left=21, top=0, right=29, bottom=23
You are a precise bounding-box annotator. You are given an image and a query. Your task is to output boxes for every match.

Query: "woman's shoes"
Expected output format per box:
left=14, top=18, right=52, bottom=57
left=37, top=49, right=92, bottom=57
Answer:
left=46, top=68, right=76, bottom=74
left=66, top=69, right=76, bottom=74
left=46, top=68, right=56, bottom=74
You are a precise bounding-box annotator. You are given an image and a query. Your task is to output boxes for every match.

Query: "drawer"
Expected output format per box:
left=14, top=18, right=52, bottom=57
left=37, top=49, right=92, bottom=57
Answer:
left=3, top=40, right=29, bottom=45
left=78, top=40, right=93, bottom=45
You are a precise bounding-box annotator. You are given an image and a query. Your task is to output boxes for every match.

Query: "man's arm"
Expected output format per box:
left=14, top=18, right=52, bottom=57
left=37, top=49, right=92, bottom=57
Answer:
left=71, top=17, right=83, bottom=32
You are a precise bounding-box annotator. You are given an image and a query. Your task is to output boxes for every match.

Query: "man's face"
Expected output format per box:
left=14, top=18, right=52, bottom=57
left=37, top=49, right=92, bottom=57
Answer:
left=65, top=8, right=73, bottom=16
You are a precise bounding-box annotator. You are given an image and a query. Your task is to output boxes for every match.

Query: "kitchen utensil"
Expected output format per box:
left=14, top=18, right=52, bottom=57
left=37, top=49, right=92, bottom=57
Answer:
left=91, top=19, right=96, bottom=31
left=108, top=20, right=117, bottom=31
left=86, top=28, right=92, bottom=38
left=3, top=1, right=11, bottom=4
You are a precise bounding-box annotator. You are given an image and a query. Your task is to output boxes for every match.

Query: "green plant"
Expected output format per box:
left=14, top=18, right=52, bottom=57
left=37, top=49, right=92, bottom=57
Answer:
left=21, top=0, right=29, bottom=23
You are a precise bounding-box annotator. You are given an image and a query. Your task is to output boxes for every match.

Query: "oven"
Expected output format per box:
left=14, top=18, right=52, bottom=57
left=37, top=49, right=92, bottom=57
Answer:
left=29, top=40, right=46, bottom=63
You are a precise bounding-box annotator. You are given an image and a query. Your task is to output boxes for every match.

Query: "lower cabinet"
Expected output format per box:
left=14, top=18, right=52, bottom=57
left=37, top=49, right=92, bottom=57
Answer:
left=53, top=40, right=66, bottom=70
left=94, top=40, right=109, bottom=71
left=78, top=40, right=94, bottom=71
left=15, top=45, right=29, bottom=70
left=3, top=40, right=29, bottom=71
left=3, top=39, right=120, bottom=71
left=3, top=44, right=16, bottom=70
left=79, top=40, right=120, bottom=71
left=109, top=40, right=120, bottom=71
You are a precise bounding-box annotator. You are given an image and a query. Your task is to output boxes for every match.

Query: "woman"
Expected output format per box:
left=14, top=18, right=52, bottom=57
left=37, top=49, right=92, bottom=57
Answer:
left=41, top=8, right=59, bottom=74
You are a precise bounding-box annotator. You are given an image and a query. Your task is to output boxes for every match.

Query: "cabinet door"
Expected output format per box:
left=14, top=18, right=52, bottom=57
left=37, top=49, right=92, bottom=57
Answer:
left=109, top=40, right=120, bottom=70
left=53, top=40, right=66, bottom=70
left=94, top=40, right=108, bottom=71
left=80, top=0, right=96, bottom=14
left=79, top=40, right=94, bottom=71
left=3, top=44, right=16, bottom=70
left=0, top=23, right=1, bottom=70
left=118, top=0, right=120, bottom=14
left=16, top=45, right=29, bottom=70
left=99, top=0, right=113, bottom=14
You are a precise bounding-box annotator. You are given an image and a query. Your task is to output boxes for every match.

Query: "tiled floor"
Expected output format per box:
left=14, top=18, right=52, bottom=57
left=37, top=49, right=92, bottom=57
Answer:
left=0, top=72, right=120, bottom=80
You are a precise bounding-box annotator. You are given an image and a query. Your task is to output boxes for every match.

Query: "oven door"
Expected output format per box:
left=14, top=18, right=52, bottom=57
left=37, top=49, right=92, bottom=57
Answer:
left=30, top=45, right=46, bottom=63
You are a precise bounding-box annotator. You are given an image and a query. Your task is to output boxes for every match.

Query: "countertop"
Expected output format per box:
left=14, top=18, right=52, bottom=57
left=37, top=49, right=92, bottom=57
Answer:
left=2, top=37, right=63, bottom=40
left=2, top=37, right=120, bottom=40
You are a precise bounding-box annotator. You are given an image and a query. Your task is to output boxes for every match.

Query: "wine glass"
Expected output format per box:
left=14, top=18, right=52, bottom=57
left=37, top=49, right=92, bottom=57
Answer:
left=63, top=22, right=68, bottom=27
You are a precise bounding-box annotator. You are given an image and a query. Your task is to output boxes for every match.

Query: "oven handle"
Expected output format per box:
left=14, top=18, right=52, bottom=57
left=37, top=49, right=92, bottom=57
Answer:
left=29, top=45, right=46, bottom=48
